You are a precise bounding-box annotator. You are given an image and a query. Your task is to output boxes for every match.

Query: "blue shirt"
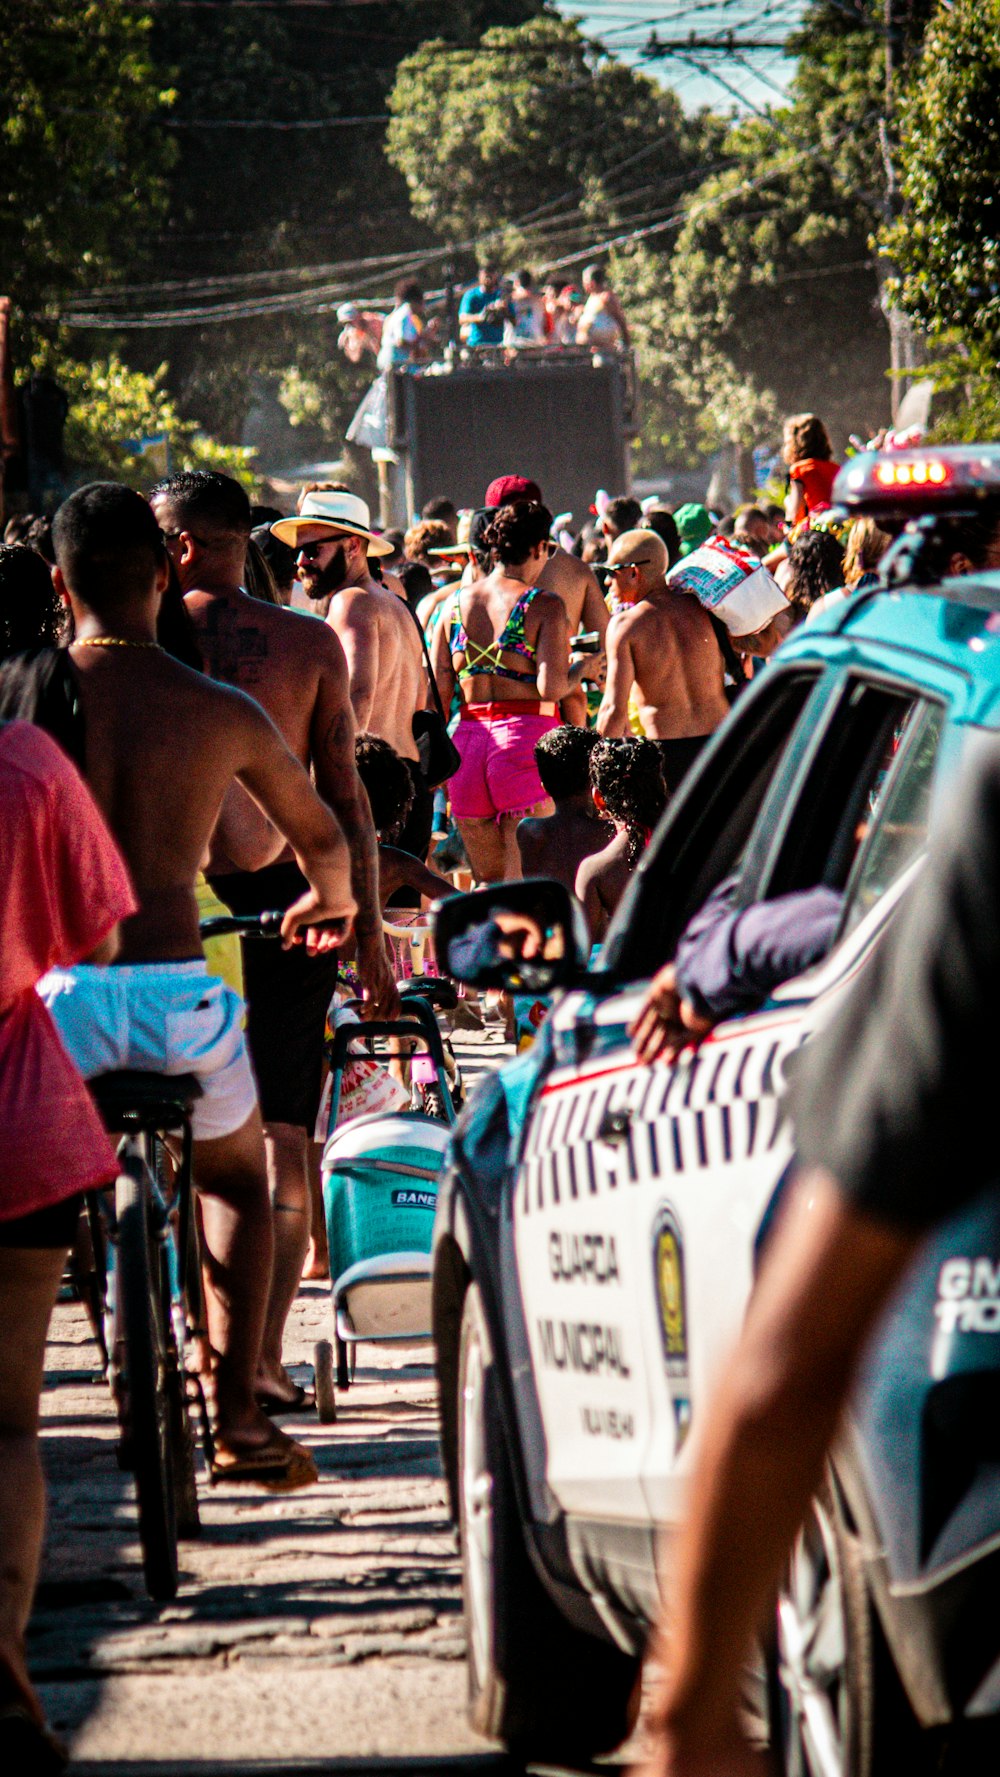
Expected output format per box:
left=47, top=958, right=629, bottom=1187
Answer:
left=675, top=874, right=843, bottom=1021
left=459, top=284, right=512, bottom=348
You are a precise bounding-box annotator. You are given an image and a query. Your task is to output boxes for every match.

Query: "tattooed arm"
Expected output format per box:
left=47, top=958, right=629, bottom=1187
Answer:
left=310, top=628, right=399, bottom=1019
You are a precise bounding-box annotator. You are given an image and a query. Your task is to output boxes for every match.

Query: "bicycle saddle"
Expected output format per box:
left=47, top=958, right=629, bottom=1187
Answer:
left=90, top=1070, right=203, bottom=1133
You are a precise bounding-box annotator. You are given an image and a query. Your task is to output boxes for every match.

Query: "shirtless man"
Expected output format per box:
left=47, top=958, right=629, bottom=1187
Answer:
left=149, top=471, right=393, bottom=1405
left=11, top=482, right=357, bottom=1487
left=275, top=490, right=433, bottom=866
left=596, top=529, right=730, bottom=788
left=485, top=474, right=609, bottom=728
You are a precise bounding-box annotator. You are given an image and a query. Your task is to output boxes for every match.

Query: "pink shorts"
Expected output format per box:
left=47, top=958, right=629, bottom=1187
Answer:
left=450, top=706, right=559, bottom=820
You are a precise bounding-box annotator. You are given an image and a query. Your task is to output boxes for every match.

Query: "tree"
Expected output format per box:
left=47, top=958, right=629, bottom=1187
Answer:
left=659, top=1, right=942, bottom=456
left=385, top=15, right=698, bottom=256
left=117, top=0, right=545, bottom=441
left=0, top=3, right=172, bottom=331
left=883, top=0, right=1000, bottom=359
left=33, top=349, right=254, bottom=490
left=666, top=120, right=890, bottom=452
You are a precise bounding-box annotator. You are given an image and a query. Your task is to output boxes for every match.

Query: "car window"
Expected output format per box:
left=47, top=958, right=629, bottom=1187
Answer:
left=839, top=700, right=945, bottom=937
left=758, top=679, right=923, bottom=902
left=602, top=668, right=823, bottom=979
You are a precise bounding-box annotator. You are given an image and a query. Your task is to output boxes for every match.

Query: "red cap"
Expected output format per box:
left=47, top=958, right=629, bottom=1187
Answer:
left=485, top=474, right=542, bottom=507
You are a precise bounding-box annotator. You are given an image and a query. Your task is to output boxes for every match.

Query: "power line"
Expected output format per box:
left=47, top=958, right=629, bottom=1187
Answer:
left=54, top=123, right=861, bottom=329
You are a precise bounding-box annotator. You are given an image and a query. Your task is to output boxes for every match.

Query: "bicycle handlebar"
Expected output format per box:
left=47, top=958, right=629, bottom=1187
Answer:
left=199, top=910, right=350, bottom=940
left=199, top=910, right=285, bottom=939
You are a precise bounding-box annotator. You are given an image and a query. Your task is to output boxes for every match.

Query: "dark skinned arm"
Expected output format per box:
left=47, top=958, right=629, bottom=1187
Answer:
left=377, top=844, right=453, bottom=908
left=230, top=695, right=356, bottom=945
left=634, top=1171, right=917, bottom=1777
left=309, top=630, right=399, bottom=1017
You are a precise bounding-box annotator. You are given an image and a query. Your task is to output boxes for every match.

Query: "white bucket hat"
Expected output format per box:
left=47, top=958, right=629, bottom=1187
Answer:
left=271, top=490, right=394, bottom=556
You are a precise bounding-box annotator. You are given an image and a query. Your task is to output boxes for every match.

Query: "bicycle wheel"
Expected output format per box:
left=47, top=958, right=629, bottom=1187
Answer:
left=153, top=1139, right=201, bottom=1541
left=116, top=1145, right=178, bottom=1600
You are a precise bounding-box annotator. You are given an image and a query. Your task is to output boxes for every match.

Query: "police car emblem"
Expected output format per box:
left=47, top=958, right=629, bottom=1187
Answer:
left=652, top=1205, right=692, bottom=1448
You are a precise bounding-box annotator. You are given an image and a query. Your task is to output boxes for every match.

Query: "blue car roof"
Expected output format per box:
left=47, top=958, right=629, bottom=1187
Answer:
left=777, top=574, right=1000, bottom=730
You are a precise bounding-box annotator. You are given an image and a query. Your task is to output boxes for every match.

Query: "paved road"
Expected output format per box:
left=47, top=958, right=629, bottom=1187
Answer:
left=31, top=1027, right=640, bottom=1772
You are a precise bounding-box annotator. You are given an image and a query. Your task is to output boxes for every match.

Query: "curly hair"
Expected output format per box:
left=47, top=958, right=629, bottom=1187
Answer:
left=0, top=544, right=65, bottom=658
left=786, top=528, right=846, bottom=612
left=534, top=724, right=600, bottom=801
left=589, top=738, right=668, bottom=868
left=404, top=518, right=453, bottom=563
left=783, top=412, right=833, bottom=464
left=355, top=732, right=415, bottom=842
left=482, top=500, right=553, bottom=567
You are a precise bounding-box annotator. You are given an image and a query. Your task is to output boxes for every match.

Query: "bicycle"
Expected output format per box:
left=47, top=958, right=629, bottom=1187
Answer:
left=82, top=909, right=289, bottom=1602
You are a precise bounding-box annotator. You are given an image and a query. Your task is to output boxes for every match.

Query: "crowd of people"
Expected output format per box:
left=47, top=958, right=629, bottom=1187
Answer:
left=0, top=402, right=912, bottom=1767
left=339, top=259, right=631, bottom=372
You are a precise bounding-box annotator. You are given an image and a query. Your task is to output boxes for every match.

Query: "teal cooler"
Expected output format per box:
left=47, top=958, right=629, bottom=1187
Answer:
left=322, top=1108, right=451, bottom=1358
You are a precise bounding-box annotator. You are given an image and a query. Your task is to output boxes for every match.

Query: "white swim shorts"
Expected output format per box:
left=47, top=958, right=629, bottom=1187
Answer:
left=39, top=961, right=258, bottom=1142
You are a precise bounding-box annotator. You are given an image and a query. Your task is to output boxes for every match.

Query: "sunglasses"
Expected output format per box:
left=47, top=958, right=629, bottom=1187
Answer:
left=297, top=536, right=350, bottom=563
left=605, top=557, right=650, bottom=574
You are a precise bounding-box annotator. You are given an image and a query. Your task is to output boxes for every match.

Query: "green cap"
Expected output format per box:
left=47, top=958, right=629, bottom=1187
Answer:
left=673, top=502, right=713, bottom=556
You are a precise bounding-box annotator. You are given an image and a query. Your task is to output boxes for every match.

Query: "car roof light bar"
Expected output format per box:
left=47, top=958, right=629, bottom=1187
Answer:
left=836, top=445, right=1000, bottom=515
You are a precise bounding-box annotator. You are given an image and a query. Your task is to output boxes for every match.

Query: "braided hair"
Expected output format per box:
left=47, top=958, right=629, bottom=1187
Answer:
left=589, top=738, right=668, bottom=868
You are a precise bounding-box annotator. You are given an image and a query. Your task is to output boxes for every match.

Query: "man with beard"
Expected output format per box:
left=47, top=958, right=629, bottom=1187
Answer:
left=274, top=490, right=432, bottom=866
left=149, top=470, right=395, bottom=1408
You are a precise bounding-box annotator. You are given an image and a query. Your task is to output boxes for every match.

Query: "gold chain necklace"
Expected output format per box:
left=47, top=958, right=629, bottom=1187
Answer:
left=73, top=636, right=162, bottom=651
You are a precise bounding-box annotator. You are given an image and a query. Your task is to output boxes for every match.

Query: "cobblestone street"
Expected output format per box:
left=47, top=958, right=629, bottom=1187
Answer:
left=27, top=1031, right=641, bottom=1773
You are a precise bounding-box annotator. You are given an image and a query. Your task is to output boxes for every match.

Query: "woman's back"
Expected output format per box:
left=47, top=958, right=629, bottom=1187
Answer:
left=450, top=572, right=560, bottom=702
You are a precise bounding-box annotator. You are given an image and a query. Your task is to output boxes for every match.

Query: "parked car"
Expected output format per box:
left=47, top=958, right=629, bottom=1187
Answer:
left=430, top=447, right=1000, bottom=1772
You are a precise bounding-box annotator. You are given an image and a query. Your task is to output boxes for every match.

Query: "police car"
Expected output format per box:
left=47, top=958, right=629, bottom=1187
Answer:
left=431, top=447, right=1000, bottom=1771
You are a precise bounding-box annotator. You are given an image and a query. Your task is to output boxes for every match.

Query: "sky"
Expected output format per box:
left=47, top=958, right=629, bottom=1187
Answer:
left=558, top=0, right=807, bottom=114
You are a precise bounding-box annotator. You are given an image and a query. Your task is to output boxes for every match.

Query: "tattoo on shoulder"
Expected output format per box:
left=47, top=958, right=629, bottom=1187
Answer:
left=201, top=604, right=270, bottom=686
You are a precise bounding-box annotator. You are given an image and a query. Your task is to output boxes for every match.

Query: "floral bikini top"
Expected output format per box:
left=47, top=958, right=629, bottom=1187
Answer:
left=450, top=585, right=542, bottom=684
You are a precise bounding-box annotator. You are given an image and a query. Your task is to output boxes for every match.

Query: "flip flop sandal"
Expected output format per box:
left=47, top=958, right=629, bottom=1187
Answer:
left=256, top=1383, right=316, bottom=1415
left=209, top=1437, right=318, bottom=1492
left=0, top=1704, right=68, bottom=1776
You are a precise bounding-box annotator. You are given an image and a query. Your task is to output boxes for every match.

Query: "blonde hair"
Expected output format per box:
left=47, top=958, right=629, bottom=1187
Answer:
left=843, top=517, right=891, bottom=588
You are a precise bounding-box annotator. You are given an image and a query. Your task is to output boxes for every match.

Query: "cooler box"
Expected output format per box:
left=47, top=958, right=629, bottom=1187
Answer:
left=322, top=1109, right=451, bottom=1342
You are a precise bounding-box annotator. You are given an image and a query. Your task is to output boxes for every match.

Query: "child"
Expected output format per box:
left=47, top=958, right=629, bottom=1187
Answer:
left=517, top=725, right=609, bottom=891
left=575, top=739, right=668, bottom=944
left=355, top=733, right=452, bottom=907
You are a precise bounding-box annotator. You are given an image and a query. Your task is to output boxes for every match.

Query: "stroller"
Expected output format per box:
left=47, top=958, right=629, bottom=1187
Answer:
left=313, top=978, right=458, bottom=1421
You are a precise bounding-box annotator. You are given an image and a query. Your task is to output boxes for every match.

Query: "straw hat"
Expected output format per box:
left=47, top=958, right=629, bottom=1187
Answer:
left=271, top=490, right=394, bottom=556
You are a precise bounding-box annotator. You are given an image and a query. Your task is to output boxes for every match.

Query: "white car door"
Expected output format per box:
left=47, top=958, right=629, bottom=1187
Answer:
left=513, top=990, right=662, bottom=1524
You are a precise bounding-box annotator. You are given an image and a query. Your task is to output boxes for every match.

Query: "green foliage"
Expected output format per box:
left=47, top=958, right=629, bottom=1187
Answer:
left=386, top=14, right=710, bottom=468
left=658, top=0, right=910, bottom=451
left=0, top=3, right=173, bottom=333
left=126, top=0, right=544, bottom=438
left=386, top=15, right=695, bottom=254
left=667, top=116, right=889, bottom=449
left=33, top=350, right=255, bottom=491
left=883, top=0, right=1000, bottom=359
left=921, top=343, right=1000, bottom=445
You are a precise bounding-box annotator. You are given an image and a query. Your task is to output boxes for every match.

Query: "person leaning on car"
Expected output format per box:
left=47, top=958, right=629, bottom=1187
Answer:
left=631, top=729, right=1000, bottom=1776
left=630, top=876, right=843, bottom=1065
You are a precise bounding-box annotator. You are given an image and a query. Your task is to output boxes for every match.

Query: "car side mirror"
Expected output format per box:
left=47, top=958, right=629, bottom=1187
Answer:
left=431, top=878, right=591, bottom=995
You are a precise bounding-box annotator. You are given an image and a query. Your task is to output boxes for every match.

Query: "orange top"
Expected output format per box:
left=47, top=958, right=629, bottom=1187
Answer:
left=790, top=457, right=840, bottom=513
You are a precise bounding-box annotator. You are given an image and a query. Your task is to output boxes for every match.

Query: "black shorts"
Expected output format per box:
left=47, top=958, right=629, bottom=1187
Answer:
left=654, top=735, right=711, bottom=795
left=208, top=861, right=339, bottom=1132
left=0, top=1193, right=82, bottom=1248
left=386, top=759, right=435, bottom=908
